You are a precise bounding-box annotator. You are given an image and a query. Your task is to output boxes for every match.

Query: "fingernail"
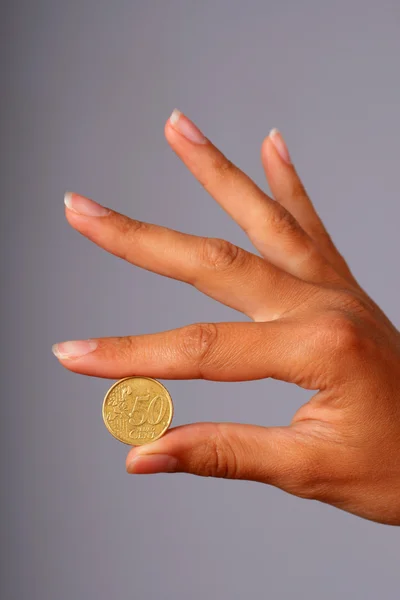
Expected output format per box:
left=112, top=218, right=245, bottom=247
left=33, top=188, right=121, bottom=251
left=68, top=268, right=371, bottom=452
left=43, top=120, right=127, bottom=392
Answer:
left=169, top=109, right=207, bottom=144
left=127, top=454, right=178, bottom=474
left=269, top=128, right=292, bottom=164
left=64, top=191, right=111, bottom=217
left=52, top=339, right=98, bottom=359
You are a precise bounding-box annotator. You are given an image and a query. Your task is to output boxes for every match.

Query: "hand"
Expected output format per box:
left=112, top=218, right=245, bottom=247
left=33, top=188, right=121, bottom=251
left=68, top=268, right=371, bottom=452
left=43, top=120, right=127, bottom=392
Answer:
left=53, top=109, right=400, bottom=525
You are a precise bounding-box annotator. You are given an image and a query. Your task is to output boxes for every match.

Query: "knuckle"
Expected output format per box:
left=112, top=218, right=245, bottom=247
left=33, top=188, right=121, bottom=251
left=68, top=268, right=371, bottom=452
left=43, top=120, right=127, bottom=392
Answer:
left=103, top=336, right=135, bottom=362
left=200, top=424, right=239, bottom=479
left=211, top=154, right=236, bottom=180
left=179, top=322, right=219, bottom=365
left=288, top=176, right=308, bottom=201
left=199, top=237, right=241, bottom=271
left=268, top=204, right=300, bottom=237
left=116, top=214, right=149, bottom=237
left=113, top=216, right=150, bottom=262
left=336, top=290, right=369, bottom=316
left=314, top=310, right=365, bottom=359
left=330, top=314, right=364, bottom=355
left=198, top=155, right=236, bottom=191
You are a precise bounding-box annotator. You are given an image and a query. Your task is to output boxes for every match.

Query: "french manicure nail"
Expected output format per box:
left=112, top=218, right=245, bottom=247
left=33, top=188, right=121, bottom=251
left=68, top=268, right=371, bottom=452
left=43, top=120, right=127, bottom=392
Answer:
left=127, top=454, right=178, bottom=474
left=269, top=128, right=292, bottom=164
left=169, top=109, right=207, bottom=144
left=52, top=339, right=98, bottom=359
left=64, top=191, right=111, bottom=217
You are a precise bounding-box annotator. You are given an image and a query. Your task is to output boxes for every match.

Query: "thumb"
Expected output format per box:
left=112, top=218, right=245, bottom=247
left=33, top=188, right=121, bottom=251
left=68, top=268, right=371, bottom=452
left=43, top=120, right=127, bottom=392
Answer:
left=125, top=421, right=323, bottom=498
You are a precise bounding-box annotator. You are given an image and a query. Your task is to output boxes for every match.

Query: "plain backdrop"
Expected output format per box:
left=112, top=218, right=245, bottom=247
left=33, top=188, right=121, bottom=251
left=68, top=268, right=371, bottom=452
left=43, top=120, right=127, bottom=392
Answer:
left=1, top=1, right=400, bottom=599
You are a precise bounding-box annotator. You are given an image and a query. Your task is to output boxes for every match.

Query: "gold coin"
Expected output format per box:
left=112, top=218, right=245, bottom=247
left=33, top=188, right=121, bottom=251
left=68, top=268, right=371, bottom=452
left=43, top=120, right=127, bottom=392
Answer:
left=102, top=377, right=174, bottom=445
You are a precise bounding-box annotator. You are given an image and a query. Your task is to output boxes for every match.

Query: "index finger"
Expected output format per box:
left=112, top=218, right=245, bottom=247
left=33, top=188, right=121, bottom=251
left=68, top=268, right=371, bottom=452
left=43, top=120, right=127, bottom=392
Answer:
left=52, top=320, right=317, bottom=386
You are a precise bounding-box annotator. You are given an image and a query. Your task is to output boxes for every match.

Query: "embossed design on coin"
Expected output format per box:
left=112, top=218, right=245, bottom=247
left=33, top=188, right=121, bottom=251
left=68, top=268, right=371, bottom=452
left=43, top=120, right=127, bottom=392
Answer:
left=102, top=377, right=174, bottom=445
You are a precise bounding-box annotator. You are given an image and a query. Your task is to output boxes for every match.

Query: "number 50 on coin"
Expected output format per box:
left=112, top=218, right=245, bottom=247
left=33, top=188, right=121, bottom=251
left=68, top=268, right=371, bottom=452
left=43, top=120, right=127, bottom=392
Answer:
left=102, top=377, right=174, bottom=445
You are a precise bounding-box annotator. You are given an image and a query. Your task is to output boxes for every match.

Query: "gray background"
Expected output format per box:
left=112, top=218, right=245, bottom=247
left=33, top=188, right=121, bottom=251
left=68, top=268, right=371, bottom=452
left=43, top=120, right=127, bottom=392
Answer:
left=2, top=1, right=399, bottom=598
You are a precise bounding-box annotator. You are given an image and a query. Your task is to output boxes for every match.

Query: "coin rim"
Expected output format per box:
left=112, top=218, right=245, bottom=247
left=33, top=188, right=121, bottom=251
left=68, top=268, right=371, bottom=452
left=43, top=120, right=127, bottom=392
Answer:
left=102, top=376, right=174, bottom=446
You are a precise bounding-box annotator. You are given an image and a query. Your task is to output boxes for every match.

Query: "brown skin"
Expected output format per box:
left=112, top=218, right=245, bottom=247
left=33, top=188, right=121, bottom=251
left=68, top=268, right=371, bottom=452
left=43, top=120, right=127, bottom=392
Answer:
left=54, top=113, right=400, bottom=525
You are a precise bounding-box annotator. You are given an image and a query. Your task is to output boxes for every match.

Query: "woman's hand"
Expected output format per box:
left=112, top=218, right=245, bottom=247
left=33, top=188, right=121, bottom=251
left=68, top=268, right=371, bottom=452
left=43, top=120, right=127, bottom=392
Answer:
left=53, top=110, right=400, bottom=525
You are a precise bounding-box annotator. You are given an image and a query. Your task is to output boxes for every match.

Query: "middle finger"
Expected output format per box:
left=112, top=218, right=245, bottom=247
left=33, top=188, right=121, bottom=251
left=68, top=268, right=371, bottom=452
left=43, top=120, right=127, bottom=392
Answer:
left=64, top=192, right=314, bottom=321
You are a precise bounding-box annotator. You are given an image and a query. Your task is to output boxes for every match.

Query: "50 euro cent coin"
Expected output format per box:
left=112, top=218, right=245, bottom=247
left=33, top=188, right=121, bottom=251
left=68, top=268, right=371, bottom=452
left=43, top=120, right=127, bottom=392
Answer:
left=102, top=377, right=174, bottom=445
